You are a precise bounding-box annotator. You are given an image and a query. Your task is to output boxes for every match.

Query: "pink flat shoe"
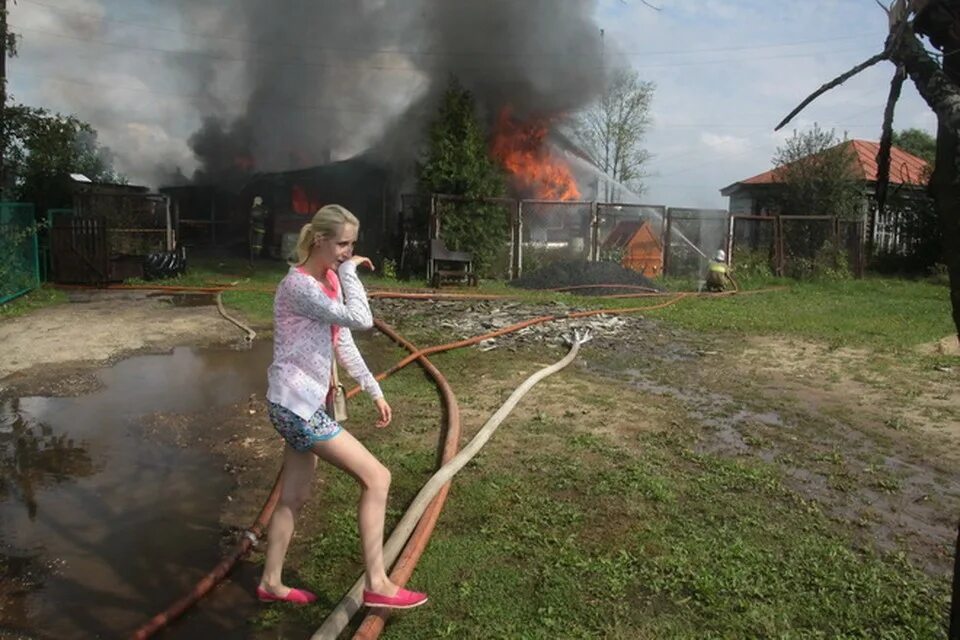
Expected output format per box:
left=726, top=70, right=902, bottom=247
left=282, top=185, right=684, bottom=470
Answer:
left=362, top=587, right=429, bottom=610
left=256, top=586, right=317, bottom=605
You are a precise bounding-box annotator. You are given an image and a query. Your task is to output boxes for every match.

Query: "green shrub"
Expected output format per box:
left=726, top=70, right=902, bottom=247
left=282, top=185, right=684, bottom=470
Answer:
left=732, top=248, right=774, bottom=280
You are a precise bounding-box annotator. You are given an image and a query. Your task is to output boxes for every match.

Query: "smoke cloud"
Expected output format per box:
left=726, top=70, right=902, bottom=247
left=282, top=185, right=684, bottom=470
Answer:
left=173, top=0, right=606, bottom=185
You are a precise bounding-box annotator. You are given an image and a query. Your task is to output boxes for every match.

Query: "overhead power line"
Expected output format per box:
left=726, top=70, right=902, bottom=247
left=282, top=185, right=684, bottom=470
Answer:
left=16, top=0, right=877, bottom=59
left=8, top=23, right=875, bottom=74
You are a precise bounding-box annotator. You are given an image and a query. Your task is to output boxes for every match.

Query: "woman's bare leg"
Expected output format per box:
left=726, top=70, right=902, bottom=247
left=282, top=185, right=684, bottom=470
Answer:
left=311, top=430, right=396, bottom=595
left=259, top=446, right=318, bottom=596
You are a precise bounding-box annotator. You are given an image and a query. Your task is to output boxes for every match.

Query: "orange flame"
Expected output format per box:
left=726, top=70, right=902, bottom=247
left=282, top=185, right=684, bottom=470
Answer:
left=490, top=107, right=580, bottom=201
left=291, top=184, right=322, bottom=215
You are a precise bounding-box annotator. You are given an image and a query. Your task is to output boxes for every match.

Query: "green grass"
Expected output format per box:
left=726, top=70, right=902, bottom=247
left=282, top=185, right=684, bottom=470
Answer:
left=139, top=258, right=955, bottom=353
left=592, top=276, right=955, bottom=351
left=6, top=256, right=953, bottom=356
left=0, top=286, right=67, bottom=319
left=253, top=356, right=947, bottom=639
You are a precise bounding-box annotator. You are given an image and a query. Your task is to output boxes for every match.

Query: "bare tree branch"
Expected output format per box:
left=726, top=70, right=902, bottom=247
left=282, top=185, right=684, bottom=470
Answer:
left=775, top=52, right=889, bottom=131
left=876, top=65, right=907, bottom=216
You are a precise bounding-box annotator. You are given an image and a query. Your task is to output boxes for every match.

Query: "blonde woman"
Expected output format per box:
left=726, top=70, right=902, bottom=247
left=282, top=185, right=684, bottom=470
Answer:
left=258, top=204, right=428, bottom=609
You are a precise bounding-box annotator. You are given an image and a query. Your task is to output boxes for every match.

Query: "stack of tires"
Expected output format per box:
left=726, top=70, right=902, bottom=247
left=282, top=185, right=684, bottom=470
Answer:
left=143, top=246, right=187, bottom=280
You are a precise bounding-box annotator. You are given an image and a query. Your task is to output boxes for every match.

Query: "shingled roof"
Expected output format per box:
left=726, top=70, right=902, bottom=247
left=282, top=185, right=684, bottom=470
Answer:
left=721, top=139, right=930, bottom=195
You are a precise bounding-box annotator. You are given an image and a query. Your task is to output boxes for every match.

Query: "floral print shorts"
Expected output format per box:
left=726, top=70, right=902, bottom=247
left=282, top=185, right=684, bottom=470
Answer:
left=267, top=402, right=342, bottom=452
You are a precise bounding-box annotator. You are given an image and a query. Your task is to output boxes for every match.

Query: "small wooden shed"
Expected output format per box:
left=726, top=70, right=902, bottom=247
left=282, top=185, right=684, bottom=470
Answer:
left=601, top=220, right=663, bottom=276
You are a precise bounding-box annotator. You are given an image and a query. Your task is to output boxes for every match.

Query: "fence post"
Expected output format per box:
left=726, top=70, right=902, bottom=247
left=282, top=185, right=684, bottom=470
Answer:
left=859, top=214, right=868, bottom=278
left=427, top=195, right=437, bottom=283
left=662, top=208, right=673, bottom=276
left=726, top=212, right=734, bottom=265
left=833, top=216, right=841, bottom=271
left=31, top=215, right=40, bottom=289
left=512, top=200, right=523, bottom=280
left=165, top=196, right=174, bottom=251
left=775, top=215, right=784, bottom=277
left=589, top=201, right=599, bottom=261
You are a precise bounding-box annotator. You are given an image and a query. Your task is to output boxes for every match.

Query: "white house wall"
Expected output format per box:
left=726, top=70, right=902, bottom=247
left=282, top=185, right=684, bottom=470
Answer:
left=728, top=194, right=753, bottom=215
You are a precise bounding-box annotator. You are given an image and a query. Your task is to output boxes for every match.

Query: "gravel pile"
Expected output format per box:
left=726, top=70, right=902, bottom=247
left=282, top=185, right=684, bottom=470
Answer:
left=511, top=260, right=663, bottom=294
left=373, top=298, right=699, bottom=360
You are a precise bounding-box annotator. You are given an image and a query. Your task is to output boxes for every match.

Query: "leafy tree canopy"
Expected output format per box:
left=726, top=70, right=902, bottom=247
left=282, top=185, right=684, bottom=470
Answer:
left=1, top=102, right=123, bottom=209
left=891, top=127, right=936, bottom=167
left=570, top=67, right=654, bottom=200
left=772, top=124, right=863, bottom=219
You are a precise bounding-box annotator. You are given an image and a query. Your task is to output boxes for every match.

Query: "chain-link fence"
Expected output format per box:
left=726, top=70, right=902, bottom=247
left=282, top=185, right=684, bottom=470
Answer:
left=730, top=214, right=865, bottom=279
left=400, top=194, right=867, bottom=283
left=595, top=204, right=666, bottom=276
left=597, top=204, right=666, bottom=244
left=779, top=215, right=841, bottom=278
left=0, top=203, right=40, bottom=305
left=663, top=208, right=729, bottom=278
left=434, top=195, right=514, bottom=279
left=519, top=200, right=592, bottom=275
left=731, top=215, right=777, bottom=278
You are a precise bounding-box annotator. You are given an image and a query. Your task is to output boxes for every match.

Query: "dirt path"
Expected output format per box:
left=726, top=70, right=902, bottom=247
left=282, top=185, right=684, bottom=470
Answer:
left=0, top=291, right=253, bottom=394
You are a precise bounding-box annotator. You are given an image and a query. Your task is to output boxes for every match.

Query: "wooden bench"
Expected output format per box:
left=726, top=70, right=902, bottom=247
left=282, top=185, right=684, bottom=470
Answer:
left=428, top=238, right=477, bottom=288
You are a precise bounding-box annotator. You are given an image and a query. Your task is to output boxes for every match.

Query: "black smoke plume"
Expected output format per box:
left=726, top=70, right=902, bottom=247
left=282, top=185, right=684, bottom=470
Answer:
left=175, top=0, right=606, bottom=184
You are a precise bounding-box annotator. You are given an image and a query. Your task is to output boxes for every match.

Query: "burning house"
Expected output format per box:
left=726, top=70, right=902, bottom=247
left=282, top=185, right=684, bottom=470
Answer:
left=162, top=155, right=395, bottom=263
left=149, top=1, right=609, bottom=268
left=244, top=156, right=395, bottom=262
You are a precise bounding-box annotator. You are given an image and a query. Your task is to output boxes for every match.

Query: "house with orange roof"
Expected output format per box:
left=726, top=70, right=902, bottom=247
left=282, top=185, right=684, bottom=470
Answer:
left=719, top=139, right=930, bottom=254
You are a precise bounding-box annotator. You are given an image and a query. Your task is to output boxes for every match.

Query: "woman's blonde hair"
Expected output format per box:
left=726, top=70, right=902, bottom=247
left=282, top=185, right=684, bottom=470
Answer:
left=293, top=204, right=360, bottom=265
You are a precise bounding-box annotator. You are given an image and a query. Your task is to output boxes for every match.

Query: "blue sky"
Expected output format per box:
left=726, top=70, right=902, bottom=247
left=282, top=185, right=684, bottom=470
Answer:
left=7, top=0, right=937, bottom=209
left=594, top=0, right=935, bottom=208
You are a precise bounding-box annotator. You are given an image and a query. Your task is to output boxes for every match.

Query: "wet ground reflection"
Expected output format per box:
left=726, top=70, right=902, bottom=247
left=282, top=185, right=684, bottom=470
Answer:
left=0, top=340, right=275, bottom=639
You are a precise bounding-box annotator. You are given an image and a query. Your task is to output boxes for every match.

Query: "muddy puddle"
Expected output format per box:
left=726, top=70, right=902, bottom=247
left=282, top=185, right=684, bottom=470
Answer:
left=145, top=292, right=218, bottom=308
left=613, top=366, right=960, bottom=577
left=0, top=341, right=278, bottom=639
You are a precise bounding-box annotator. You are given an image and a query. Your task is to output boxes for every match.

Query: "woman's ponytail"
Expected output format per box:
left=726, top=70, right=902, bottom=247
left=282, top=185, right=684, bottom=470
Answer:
left=293, top=223, right=314, bottom=266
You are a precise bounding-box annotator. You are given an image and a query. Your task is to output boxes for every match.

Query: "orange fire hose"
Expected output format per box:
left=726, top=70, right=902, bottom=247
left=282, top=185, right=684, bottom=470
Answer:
left=128, top=285, right=782, bottom=638
left=128, top=315, right=464, bottom=639
left=351, top=320, right=463, bottom=640
left=130, top=471, right=283, bottom=640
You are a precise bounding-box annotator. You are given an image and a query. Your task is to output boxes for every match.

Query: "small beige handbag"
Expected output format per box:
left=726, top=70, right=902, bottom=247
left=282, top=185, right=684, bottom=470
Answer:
left=327, top=359, right=348, bottom=422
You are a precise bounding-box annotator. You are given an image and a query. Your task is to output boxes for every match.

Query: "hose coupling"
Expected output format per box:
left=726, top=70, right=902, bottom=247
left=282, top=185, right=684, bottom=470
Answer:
left=565, top=328, right=593, bottom=347
left=242, top=530, right=260, bottom=547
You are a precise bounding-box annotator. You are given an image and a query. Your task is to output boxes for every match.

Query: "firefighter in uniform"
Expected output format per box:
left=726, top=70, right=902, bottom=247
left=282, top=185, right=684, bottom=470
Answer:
left=250, top=196, right=267, bottom=261
left=704, top=249, right=737, bottom=292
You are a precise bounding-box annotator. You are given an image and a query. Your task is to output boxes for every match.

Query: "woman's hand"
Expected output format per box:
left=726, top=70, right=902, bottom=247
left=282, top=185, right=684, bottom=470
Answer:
left=374, top=397, right=392, bottom=428
left=348, top=255, right=375, bottom=271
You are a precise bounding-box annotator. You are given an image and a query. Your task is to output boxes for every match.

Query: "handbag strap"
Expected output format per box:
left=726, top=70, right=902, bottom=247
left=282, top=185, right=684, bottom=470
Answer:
left=331, top=358, right=340, bottom=387
left=331, top=327, right=340, bottom=388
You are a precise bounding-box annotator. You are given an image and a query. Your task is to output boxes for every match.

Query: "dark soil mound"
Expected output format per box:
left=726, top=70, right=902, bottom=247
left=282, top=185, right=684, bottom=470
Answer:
left=511, top=260, right=664, bottom=294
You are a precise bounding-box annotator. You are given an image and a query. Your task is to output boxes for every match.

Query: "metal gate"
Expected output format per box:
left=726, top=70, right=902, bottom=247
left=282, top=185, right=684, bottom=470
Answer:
left=50, top=216, right=108, bottom=284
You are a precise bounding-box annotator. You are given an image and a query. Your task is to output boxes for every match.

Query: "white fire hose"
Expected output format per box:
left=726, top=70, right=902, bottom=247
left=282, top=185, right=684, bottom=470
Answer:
left=311, top=329, right=592, bottom=639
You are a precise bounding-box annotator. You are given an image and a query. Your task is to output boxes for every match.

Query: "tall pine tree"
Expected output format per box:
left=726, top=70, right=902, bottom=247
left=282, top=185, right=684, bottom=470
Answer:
left=418, top=79, right=506, bottom=274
